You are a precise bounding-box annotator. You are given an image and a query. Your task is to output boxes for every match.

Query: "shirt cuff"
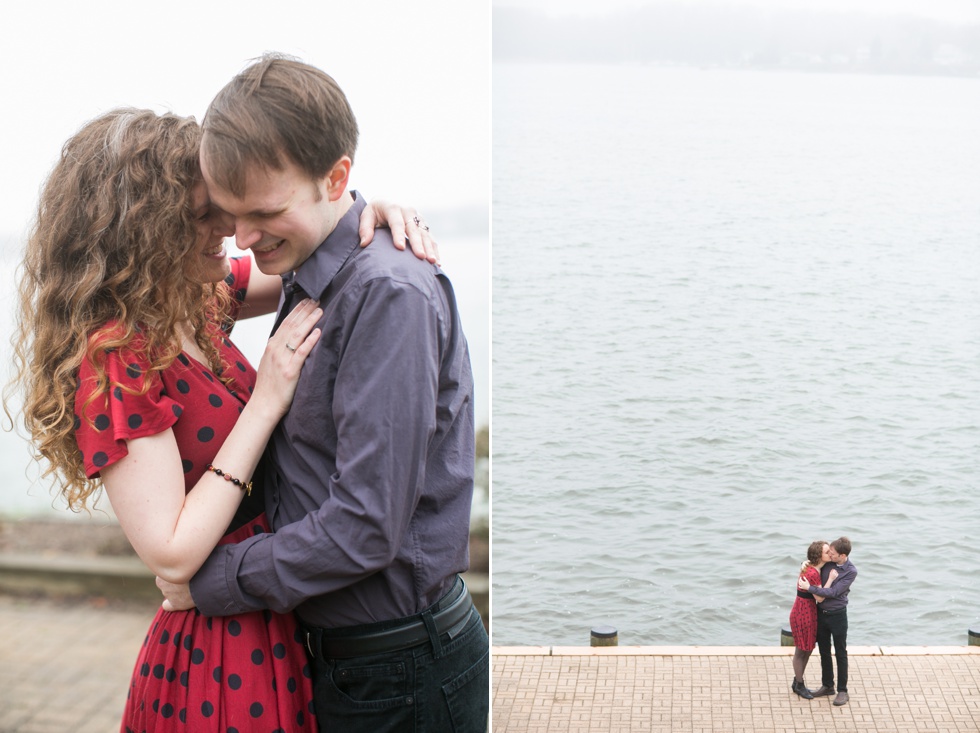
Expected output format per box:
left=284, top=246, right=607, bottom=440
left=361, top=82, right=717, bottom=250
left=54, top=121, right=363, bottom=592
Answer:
left=190, top=537, right=265, bottom=616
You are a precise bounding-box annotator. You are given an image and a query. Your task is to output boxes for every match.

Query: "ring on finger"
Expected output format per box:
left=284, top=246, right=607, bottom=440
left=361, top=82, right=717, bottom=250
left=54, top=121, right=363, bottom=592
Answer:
left=286, top=343, right=296, bottom=352
left=412, top=215, right=430, bottom=232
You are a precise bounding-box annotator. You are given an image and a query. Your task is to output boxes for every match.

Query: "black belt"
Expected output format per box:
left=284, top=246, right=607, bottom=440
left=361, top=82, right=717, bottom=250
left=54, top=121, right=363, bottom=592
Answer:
left=796, top=590, right=813, bottom=599
left=818, top=606, right=847, bottom=616
left=304, top=577, right=474, bottom=659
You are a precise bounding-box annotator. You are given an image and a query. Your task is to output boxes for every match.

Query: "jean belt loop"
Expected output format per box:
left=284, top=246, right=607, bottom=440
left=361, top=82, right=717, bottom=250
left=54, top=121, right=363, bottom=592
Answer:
left=420, top=608, right=444, bottom=660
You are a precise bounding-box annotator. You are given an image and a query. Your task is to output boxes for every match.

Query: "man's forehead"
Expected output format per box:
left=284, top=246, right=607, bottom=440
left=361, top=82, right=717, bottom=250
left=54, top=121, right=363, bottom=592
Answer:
left=204, top=160, right=290, bottom=208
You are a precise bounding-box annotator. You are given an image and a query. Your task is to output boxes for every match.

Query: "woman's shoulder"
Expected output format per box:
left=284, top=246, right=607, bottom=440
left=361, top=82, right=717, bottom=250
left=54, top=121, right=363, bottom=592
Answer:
left=226, top=256, right=251, bottom=302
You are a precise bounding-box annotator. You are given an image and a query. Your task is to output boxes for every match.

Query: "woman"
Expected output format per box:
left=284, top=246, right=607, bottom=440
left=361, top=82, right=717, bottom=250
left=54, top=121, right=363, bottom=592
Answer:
left=10, top=108, right=433, bottom=731
left=789, top=540, right=837, bottom=699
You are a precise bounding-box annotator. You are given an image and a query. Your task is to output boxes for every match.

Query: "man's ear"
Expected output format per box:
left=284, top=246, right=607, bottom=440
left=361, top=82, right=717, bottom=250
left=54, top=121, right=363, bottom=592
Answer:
left=322, top=156, right=352, bottom=201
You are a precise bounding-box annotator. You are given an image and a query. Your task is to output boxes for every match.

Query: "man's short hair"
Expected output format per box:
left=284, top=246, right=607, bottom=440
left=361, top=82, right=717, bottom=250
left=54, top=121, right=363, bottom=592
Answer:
left=832, top=537, right=852, bottom=556
left=202, top=53, right=359, bottom=197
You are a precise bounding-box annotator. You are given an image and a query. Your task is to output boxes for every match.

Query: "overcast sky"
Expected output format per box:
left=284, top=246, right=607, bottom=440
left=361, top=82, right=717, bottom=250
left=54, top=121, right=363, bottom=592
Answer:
left=1, top=0, right=490, bottom=238
left=493, top=0, right=980, bottom=23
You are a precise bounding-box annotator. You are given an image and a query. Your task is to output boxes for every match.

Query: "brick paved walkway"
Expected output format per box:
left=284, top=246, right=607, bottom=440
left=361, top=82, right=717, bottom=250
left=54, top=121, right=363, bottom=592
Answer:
left=493, top=646, right=980, bottom=733
left=0, top=595, right=158, bottom=733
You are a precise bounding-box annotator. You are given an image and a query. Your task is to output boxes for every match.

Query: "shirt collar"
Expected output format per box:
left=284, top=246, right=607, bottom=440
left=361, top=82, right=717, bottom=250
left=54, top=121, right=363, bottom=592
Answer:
left=288, top=190, right=366, bottom=299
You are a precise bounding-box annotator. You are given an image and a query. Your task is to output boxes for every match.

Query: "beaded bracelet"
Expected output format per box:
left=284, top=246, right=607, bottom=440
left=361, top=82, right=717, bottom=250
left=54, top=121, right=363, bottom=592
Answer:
left=206, top=464, right=253, bottom=496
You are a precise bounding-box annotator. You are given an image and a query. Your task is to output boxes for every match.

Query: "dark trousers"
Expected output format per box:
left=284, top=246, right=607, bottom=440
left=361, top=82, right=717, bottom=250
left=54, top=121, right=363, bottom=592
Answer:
left=307, top=605, right=488, bottom=732
left=817, top=608, right=848, bottom=692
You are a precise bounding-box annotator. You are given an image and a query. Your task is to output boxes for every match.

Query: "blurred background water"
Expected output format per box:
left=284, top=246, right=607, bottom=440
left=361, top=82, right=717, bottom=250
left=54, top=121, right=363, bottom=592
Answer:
left=492, top=62, right=980, bottom=646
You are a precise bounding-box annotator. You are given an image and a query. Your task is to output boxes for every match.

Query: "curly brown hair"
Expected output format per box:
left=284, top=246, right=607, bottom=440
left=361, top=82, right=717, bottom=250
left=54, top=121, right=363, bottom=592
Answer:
left=7, top=108, right=234, bottom=511
left=801, top=540, right=828, bottom=573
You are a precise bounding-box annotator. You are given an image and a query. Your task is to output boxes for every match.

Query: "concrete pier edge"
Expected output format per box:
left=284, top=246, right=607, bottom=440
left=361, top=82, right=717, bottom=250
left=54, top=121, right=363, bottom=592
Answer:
left=494, top=644, right=980, bottom=656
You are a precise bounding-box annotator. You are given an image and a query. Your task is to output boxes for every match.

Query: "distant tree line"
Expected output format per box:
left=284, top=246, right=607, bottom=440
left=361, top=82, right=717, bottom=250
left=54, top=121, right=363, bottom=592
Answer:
left=494, top=5, right=980, bottom=76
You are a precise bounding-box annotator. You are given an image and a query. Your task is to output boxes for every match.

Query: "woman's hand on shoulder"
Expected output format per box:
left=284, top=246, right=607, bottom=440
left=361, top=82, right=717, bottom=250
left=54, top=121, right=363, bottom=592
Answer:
left=358, top=199, right=440, bottom=264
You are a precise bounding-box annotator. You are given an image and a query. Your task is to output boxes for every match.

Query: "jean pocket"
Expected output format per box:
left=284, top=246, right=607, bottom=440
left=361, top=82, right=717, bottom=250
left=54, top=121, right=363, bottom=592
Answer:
left=328, top=660, right=412, bottom=710
left=443, top=646, right=490, bottom=732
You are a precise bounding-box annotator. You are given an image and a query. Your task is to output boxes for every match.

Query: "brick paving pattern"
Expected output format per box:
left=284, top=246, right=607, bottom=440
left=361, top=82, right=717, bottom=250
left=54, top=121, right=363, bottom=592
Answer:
left=493, top=647, right=980, bottom=733
left=4, top=593, right=979, bottom=733
left=0, top=595, right=157, bottom=733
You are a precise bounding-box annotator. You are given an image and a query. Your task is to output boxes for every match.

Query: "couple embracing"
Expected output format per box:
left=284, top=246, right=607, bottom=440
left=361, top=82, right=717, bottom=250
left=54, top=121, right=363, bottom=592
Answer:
left=788, top=537, right=857, bottom=707
left=13, top=54, right=488, bottom=732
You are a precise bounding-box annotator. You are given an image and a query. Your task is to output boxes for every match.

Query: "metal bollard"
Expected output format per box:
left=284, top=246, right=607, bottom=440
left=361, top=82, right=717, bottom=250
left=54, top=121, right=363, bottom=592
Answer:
left=781, top=627, right=795, bottom=647
left=969, top=628, right=980, bottom=647
left=591, top=625, right=618, bottom=647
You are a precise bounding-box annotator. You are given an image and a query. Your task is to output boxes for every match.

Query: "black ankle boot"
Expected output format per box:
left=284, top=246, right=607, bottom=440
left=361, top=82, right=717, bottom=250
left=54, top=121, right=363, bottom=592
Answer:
left=794, top=681, right=814, bottom=700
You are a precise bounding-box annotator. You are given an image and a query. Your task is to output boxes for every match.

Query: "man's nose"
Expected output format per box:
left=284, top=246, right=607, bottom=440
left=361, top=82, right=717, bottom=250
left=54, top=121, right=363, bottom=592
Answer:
left=235, top=221, right=262, bottom=250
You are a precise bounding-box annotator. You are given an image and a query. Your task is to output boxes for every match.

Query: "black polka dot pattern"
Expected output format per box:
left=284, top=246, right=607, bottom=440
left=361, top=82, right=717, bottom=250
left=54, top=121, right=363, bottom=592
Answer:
left=119, top=524, right=317, bottom=730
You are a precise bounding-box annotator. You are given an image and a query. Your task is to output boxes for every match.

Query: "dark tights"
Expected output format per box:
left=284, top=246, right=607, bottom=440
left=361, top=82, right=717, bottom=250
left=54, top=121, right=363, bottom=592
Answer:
left=793, top=647, right=813, bottom=684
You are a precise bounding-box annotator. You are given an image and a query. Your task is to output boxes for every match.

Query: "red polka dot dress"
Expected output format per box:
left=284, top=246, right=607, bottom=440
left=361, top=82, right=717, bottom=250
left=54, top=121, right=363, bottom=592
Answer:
left=74, top=258, right=316, bottom=733
left=789, top=565, right=821, bottom=652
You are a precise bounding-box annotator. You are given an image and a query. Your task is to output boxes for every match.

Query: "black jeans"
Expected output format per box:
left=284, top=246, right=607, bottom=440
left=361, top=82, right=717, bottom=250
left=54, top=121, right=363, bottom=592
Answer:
left=308, top=606, right=489, bottom=732
left=817, top=608, right=848, bottom=692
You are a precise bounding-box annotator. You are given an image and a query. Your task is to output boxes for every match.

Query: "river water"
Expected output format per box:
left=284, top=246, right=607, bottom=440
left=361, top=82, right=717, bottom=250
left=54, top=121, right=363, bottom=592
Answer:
left=491, top=62, right=980, bottom=646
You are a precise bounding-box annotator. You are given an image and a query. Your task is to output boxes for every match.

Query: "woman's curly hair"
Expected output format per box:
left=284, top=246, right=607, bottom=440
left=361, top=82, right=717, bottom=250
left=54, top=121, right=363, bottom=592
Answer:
left=800, top=540, right=827, bottom=574
left=7, top=108, right=234, bottom=511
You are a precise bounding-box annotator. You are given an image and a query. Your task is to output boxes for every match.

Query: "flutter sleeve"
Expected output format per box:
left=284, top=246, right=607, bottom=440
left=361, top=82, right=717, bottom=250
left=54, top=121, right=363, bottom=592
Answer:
left=74, top=336, right=182, bottom=478
left=806, top=566, right=822, bottom=587
left=223, top=256, right=252, bottom=329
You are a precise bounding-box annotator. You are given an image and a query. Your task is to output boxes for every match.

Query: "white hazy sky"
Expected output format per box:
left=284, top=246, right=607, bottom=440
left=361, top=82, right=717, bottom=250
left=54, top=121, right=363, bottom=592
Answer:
left=1, top=0, right=490, bottom=237
left=495, top=0, right=980, bottom=23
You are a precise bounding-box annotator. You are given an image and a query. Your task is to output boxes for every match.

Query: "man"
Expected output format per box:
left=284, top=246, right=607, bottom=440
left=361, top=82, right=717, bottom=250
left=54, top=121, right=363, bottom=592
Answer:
left=163, top=54, right=488, bottom=732
left=798, top=536, right=857, bottom=707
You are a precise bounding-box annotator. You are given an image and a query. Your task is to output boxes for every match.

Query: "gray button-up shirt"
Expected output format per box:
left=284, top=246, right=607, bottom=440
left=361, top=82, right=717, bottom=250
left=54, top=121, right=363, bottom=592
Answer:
left=811, top=559, right=857, bottom=614
left=190, top=193, right=475, bottom=628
